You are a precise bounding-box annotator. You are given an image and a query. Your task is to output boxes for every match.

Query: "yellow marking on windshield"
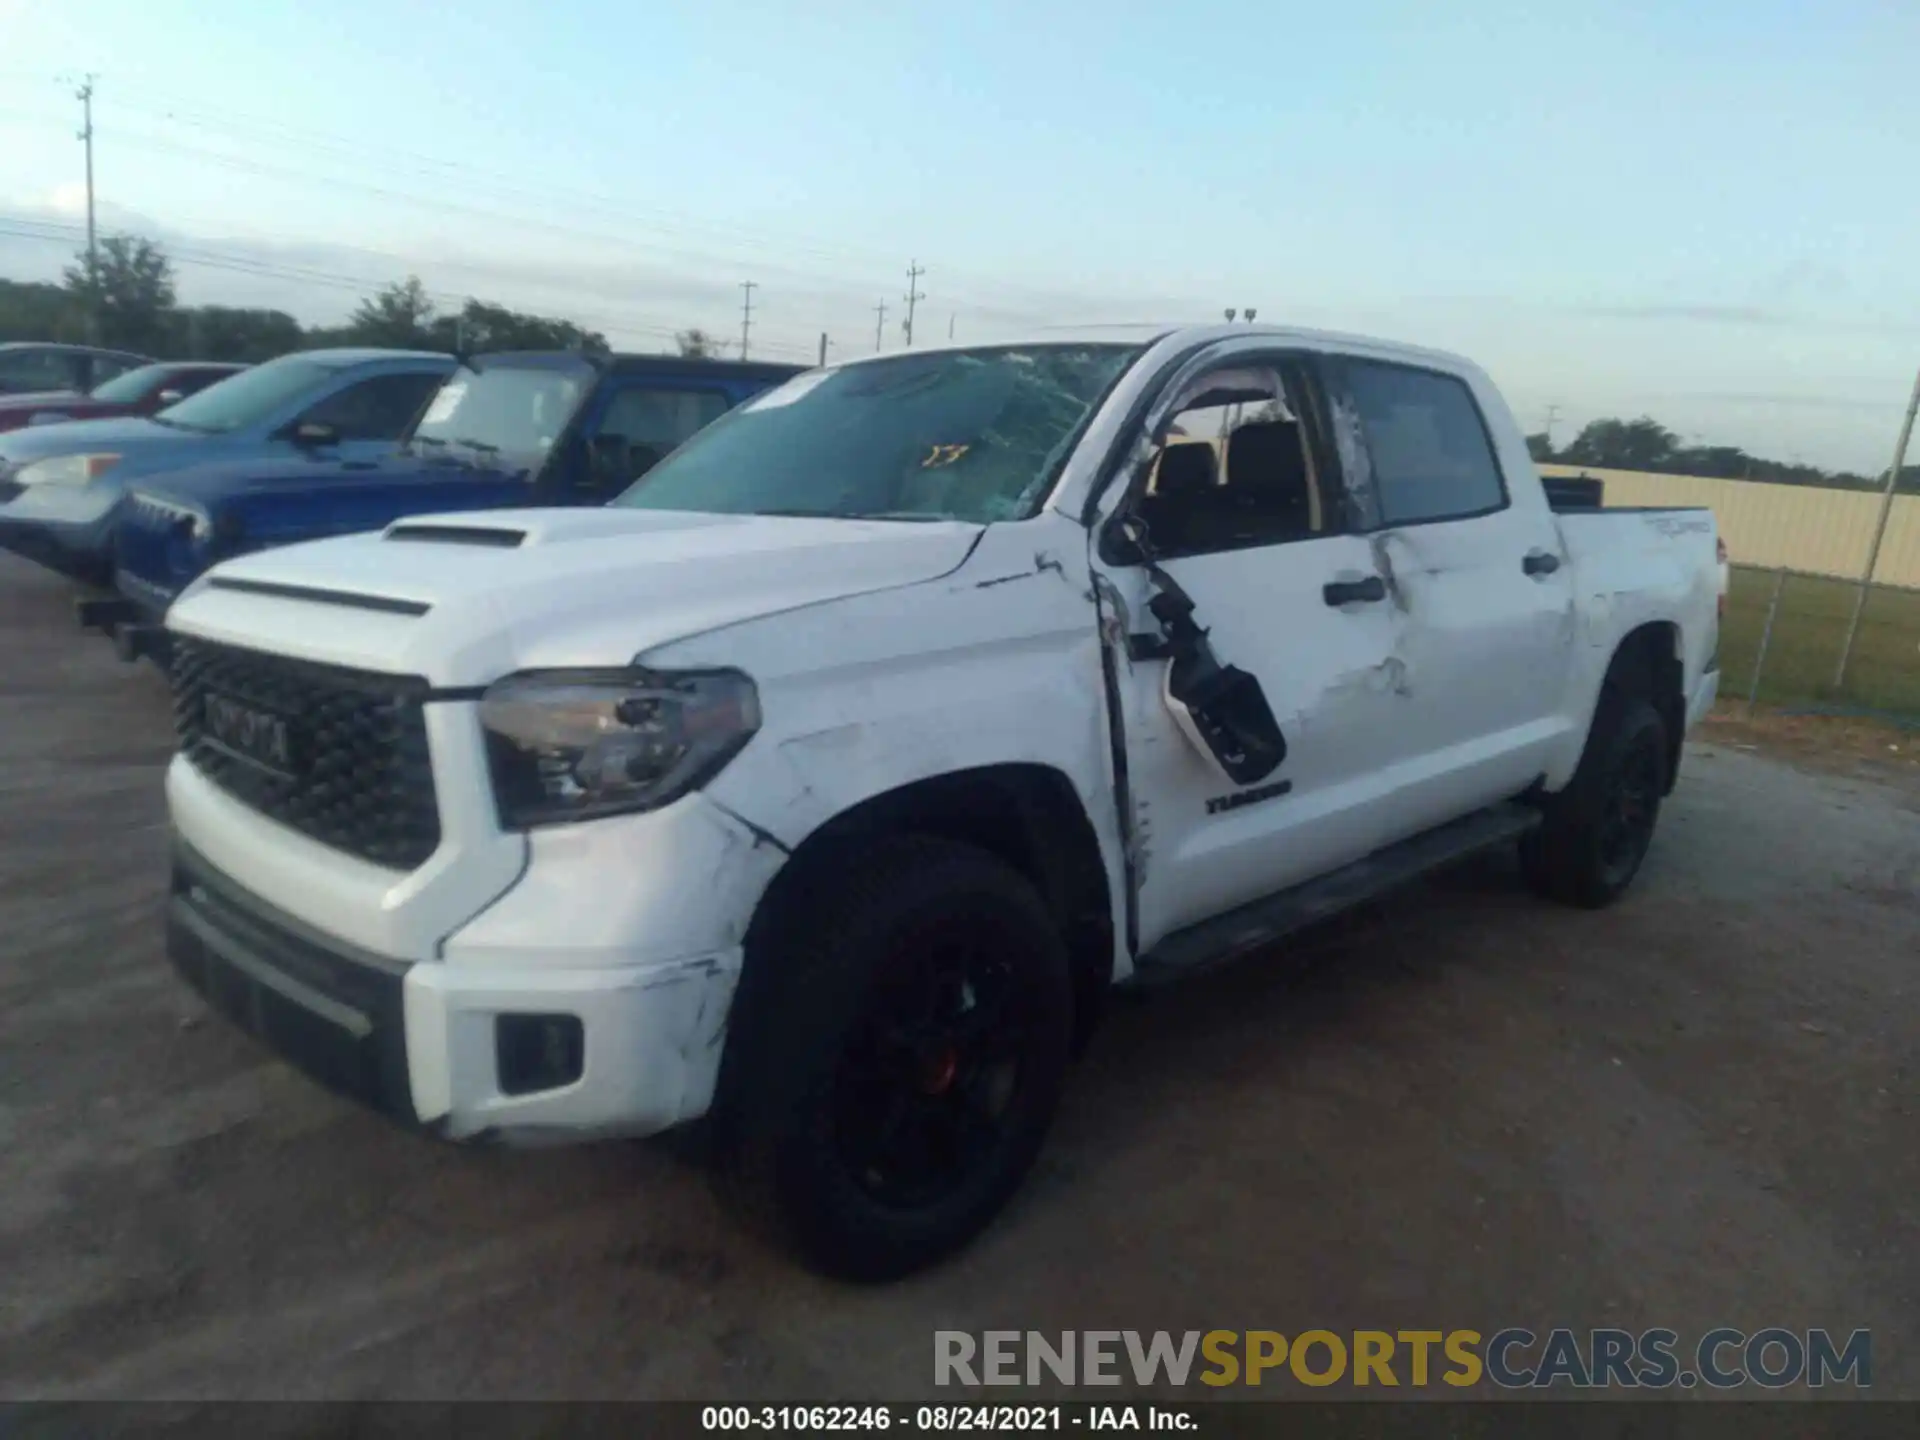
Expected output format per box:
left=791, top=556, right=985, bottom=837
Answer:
left=922, top=443, right=972, bottom=469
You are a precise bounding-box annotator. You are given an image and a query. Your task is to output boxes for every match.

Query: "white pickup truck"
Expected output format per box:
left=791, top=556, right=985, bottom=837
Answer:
left=158, top=324, right=1721, bottom=1279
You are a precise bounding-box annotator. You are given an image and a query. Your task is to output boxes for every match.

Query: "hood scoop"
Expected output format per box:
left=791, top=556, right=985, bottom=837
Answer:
left=385, top=523, right=526, bottom=548
left=207, top=576, right=431, bottom=616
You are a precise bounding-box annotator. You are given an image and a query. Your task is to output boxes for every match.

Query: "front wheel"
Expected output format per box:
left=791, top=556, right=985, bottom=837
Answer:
left=712, top=836, right=1074, bottom=1281
left=1521, top=694, right=1669, bottom=908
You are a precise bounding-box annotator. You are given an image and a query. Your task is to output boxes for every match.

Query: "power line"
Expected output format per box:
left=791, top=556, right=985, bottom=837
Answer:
left=903, top=261, right=925, bottom=347
left=4, top=77, right=1213, bottom=336
left=0, top=93, right=1131, bottom=338
left=738, top=280, right=757, bottom=359
left=93, top=81, right=1104, bottom=315
left=2, top=218, right=834, bottom=360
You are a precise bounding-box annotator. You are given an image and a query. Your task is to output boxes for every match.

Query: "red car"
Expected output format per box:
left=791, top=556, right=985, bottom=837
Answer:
left=0, top=361, right=248, bottom=434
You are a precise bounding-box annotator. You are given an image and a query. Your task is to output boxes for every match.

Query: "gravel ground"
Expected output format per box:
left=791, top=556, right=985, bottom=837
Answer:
left=1, top=553, right=1914, bottom=1402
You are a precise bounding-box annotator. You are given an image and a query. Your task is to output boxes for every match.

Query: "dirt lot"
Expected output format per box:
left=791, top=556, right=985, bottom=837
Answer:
left=1, top=551, right=1916, bottom=1403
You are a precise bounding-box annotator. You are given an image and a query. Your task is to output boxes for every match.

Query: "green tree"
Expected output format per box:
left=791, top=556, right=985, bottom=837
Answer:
left=0, top=278, right=85, bottom=344
left=168, top=305, right=305, bottom=362
left=1524, top=432, right=1555, bottom=462
left=429, top=298, right=608, bottom=354
left=1559, top=416, right=1679, bottom=472
left=675, top=327, right=723, bottom=358
left=62, top=234, right=177, bottom=353
left=346, top=276, right=438, bottom=347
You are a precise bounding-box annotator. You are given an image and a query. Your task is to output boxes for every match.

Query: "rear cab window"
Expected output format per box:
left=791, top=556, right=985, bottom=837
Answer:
left=1340, top=359, right=1508, bottom=527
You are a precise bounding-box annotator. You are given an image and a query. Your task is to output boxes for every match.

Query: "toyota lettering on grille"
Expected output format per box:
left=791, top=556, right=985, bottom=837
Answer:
left=201, top=692, right=297, bottom=779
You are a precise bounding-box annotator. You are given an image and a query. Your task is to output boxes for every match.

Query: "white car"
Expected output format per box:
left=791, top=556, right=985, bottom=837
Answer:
left=158, top=324, right=1722, bottom=1278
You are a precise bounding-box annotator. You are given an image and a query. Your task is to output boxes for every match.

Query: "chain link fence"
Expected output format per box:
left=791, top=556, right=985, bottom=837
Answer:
left=1718, top=563, right=1920, bottom=726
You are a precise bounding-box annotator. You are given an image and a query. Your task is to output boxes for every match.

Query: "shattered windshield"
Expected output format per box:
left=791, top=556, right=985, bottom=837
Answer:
left=610, top=344, right=1142, bottom=523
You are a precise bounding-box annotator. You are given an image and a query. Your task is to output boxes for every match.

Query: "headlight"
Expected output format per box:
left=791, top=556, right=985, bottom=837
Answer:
left=16, top=452, right=121, bottom=487
left=478, top=667, right=760, bottom=828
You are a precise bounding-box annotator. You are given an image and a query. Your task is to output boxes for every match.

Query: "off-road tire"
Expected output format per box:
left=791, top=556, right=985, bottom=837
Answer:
left=711, top=835, right=1074, bottom=1282
left=1521, top=693, right=1669, bottom=909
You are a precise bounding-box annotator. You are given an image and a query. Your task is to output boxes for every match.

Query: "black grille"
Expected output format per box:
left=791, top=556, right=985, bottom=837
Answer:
left=170, top=636, right=441, bottom=869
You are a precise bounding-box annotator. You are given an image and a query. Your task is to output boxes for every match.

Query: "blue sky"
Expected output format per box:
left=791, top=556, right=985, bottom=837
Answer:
left=2, top=0, right=1917, bottom=471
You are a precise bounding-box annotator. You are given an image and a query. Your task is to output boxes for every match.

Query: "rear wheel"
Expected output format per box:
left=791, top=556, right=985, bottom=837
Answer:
left=1521, top=693, right=1668, bottom=908
left=713, top=836, right=1073, bottom=1281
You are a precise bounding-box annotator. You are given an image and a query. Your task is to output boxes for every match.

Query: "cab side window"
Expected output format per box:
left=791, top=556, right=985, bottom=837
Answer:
left=0, top=348, right=82, bottom=393
left=1343, top=360, right=1507, bottom=525
left=588, top=385, right=731, bottom=489
left=88, top=354, right=144, bottom=387
left=1133, top=363, right=1333, bottom=558
left=301, top=372, right=444, bottom=440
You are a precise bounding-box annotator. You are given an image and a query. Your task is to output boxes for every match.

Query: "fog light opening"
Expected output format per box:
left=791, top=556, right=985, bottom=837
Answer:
left=496, top=1013, right=585, bottom=1096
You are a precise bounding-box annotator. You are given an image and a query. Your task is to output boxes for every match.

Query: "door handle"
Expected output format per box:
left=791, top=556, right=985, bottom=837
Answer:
left=1523, top=551, right=1562, bottom=576
left=1323, top=575, right=1387, bottom=607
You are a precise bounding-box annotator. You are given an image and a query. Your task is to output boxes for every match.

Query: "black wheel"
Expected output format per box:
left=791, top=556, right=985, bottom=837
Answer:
left=712, top=836, right=1073, bottom=1281
left=1521, top=693, right=1669, bottom=908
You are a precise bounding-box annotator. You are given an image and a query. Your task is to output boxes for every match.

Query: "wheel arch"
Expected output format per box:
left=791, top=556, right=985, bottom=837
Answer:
left=742, top=763, right=1117, bottom=1053
left=1597, top=621, right=1686, bottom=792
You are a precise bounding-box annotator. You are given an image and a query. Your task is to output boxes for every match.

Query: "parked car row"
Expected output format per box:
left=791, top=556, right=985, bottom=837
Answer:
left=0, top=360, right=246, bottom=433
left=2, top=321, right=1728, bottom=1280
left=0, top=340, right=157, bottom=395
left=0, top=345, right=803, bottom=639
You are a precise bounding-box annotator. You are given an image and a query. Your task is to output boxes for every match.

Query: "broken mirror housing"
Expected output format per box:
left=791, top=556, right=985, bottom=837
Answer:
left=478, top=666, right=761, bottom=828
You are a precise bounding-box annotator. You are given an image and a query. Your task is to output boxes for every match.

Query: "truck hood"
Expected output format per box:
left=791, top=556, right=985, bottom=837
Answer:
left=167, top=507, right=985, bottom=685
left=0, top=414, right=174, bottom=463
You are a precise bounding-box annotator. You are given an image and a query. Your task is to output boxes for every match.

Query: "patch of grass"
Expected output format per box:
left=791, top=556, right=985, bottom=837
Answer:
left=1719, top=565, right=1920, bottom=720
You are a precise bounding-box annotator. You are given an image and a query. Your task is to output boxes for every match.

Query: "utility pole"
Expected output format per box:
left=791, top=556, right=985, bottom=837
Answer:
left=817, top=332, right=828, bottom=367
left=75, top=74, right=98, bottom=338
left=948, top=313, right=955, bottom=341
left=1544, top=404, right=1562, bottom=449
left=872, top=300, right=888, bottom=353
left=902, top=262, right=926, bottom=347
left=1834, top=365, right=1920, bottom=690
left=76, top=76, right=97, bottom=275
left=738, top=280, right=757, bottom=359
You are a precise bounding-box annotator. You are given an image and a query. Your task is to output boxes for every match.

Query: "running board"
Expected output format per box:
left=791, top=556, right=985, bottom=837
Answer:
left=1131, top=802, right=1541, bottom=984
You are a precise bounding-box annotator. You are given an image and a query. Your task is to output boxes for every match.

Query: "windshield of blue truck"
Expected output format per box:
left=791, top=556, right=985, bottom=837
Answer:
left=610, top=344, right=1142, bottom=523
left=154, top=357, right=334, bottom=434
left=410, top=364, right=588, bottom=461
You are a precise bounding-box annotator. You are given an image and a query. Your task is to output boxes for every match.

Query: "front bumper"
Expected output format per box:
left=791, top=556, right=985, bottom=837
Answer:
left=0, top=485, right=117, bottom=583
left=77, top=585, right=170, bottom=665
left=167, top=833, right=753, bottom=1143
left=169, top=840, right=416, bottom=1123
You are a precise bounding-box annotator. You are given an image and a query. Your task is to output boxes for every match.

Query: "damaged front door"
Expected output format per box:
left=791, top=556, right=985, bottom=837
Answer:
left=1091, top=347, right=1422, bottom=956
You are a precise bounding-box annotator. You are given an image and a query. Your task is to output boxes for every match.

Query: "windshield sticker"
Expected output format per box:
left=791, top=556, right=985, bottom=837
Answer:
left=419, top=382, right=467, bottom=426
left=921, top=443, right=971, bottom=469
left=743, top=369, right=834, bottom=412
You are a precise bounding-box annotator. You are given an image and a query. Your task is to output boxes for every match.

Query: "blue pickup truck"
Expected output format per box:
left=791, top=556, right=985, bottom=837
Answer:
left=93, top=350, right=804, bottom=660
left=0, top=348, right=455, bottom=583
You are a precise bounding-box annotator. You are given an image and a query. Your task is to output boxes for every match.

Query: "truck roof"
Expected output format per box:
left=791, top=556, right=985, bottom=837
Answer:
left=463, top=351, right=807, bottom=382
left=831, top=323, right=1478, bottom=375
left=295, top=347, right=456, bottom=367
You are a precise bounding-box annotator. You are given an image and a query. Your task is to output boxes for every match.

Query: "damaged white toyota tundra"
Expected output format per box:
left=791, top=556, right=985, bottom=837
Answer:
left=159, top=325, right=1721, bottom=1278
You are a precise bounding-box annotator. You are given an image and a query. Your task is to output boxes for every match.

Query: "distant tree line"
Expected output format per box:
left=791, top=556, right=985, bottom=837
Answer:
left=0, top=232, right=616, bottom=366
left=1527, top=415, right=1917, bottom=495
